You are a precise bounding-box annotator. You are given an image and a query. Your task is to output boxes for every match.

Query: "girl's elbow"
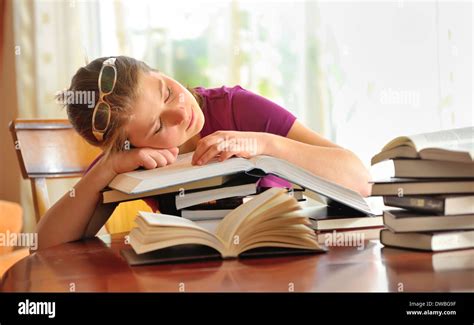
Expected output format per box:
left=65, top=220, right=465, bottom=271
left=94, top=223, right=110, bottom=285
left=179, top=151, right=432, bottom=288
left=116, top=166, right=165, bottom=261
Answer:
left=358, top=182, right=372, bottom=197
left=357, top=167, right=372, bottom=197
left=342, top=149, right=372, bottom=197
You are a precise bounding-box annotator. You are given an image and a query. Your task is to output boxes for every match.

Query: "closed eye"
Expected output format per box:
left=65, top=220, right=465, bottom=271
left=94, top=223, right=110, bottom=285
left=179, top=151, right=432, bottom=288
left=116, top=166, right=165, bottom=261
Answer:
left=154, top=118, right=163, bottom=134
left=155, top=85, right=171, bottom=134
left=165, top=87, right=172, bottom=103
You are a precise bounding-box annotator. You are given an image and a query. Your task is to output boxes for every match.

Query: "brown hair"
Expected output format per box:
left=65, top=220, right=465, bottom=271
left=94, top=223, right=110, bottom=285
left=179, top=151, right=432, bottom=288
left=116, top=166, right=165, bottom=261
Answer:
left=59, top=55, right=203, bottom=158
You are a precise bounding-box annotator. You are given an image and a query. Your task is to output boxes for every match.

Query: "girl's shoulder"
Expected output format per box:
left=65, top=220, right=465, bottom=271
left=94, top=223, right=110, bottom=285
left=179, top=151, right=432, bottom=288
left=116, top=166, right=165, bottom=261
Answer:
left=194, top=85, right=245, bottom=100
left=197, top=84, right=296, bottom=137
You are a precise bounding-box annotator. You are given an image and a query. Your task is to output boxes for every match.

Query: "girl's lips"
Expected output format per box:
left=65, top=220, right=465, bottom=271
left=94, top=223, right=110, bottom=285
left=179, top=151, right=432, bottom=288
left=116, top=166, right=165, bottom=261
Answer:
left=186, top=107, right=194, bottom=131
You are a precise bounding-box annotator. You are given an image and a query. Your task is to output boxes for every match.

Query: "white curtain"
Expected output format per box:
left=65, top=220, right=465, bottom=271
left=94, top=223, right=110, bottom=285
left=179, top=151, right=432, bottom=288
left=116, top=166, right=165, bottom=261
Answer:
left=12, top=0, right=98, bottom=232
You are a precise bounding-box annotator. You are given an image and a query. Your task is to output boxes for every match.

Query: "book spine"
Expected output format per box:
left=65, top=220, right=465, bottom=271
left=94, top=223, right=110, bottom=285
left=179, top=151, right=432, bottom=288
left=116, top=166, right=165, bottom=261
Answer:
left=383, top=196, right=444, bottom=213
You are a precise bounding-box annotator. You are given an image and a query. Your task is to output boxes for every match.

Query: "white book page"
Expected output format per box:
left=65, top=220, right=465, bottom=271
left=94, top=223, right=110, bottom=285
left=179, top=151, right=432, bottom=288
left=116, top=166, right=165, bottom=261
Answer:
left=405, top=127, right=474, bottom=151
left=138, top=211, right=210, bottom=232
left=254, top=156, right=373, bottom=215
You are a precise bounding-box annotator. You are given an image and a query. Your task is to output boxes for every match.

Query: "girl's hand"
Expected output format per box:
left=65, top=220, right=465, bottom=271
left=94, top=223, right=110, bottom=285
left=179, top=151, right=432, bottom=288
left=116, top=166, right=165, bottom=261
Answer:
left=107, top=147, right=179, bottom=175
left=192, top=131, right=271, bottom=165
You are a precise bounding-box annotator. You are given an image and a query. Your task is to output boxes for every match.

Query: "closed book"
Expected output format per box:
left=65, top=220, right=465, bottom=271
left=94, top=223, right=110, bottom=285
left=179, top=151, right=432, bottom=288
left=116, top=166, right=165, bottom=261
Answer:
left=180, top=197, right=246, bottom=221
left=316, top=227, right=383, bottom=245
left=181, top=209, right=233, bottom=221
left=310, top=216, right=383, bottom=231
left=296, top=205, right=383, bottom=231
left=383, top=194, right=474, bottom=215
left=370, top=178, right=474, bottom=196
left=380, top=229, right=474, bottom=251
left=431, top=249, right=474, bottom=271
left=185, top=197, right=245, bottom=210
left=383, top=209, right=474, bottom=232
left=102, top=174, right=234, bottom=204
left=176, top=183, right=256, bottom=210
left=392, top=159, right=474, bottom=178
left=175, top=174, right=259, bottom=210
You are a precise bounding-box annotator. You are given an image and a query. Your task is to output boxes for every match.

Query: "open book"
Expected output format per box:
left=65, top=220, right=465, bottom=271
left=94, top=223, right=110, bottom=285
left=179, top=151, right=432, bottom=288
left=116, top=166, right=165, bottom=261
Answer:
left=129, top=188, right=324, bottom=258
left=109, top=152, right=373, bottom=215
left=371, top=127, right=474, bottom=165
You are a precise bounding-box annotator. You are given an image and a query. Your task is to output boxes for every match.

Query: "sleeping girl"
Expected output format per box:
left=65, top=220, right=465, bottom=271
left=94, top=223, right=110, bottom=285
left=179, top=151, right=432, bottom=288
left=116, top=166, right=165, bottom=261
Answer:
left=37, top=56, right=371, bottom=250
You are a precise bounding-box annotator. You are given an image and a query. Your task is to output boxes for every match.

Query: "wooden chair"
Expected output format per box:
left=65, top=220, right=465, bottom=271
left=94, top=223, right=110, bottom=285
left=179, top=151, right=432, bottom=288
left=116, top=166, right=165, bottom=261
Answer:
left=9, top=119, right=102, bottom=223
left=9, top=119, right=151, bottom=233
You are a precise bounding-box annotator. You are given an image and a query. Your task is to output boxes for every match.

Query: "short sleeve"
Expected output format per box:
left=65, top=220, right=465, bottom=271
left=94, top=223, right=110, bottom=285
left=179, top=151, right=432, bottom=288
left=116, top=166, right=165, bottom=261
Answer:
left=231, top=87, right=297, bottom=137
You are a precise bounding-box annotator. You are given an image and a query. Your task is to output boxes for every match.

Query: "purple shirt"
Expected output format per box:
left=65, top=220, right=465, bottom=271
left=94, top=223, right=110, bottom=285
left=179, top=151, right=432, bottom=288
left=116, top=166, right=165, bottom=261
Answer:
left=86, top=85, right=297, bottom=210
left=195, top=85, right=296, bottom=189
left=196, top=86, right=296, bottom=139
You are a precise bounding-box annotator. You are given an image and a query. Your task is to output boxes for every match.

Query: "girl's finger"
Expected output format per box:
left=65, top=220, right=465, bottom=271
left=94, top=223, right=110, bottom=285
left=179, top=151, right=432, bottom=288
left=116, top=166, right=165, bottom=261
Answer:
left=192, top=140, right=209, bottom=164
left=167, top=147, right=179, bottom=157
left=147, top=150, right=168, bottom=168
left=192, top=136, right=217, bottom=164
left=235, top=151, right=251, bottom=159
left=196, top=144, right=222, bottom=165
left=138, top=152, right=159, bottom=169
left=156, top=149, right=177, bottom=164
left=219, top=150, right=236, bottom=162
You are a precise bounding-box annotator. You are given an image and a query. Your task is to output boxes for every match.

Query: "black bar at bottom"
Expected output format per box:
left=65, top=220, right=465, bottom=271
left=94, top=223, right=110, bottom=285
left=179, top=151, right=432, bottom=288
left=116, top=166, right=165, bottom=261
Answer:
left=0, top=292, right=472, bottom=321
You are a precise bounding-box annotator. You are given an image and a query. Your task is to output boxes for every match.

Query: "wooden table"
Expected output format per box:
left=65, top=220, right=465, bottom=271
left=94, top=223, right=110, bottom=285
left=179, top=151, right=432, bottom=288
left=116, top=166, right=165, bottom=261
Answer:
left=1, top=230, right=473, bottom=292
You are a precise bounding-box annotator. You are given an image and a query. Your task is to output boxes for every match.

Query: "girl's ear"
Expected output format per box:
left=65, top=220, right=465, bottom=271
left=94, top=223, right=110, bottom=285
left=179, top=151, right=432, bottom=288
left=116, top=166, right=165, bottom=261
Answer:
left=129, top=141, right=137, bottom=149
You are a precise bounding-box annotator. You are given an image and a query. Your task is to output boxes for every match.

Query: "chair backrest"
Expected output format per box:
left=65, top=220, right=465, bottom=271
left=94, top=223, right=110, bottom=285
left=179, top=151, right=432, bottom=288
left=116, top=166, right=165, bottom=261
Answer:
left=9, top=119, right=102, bottom=222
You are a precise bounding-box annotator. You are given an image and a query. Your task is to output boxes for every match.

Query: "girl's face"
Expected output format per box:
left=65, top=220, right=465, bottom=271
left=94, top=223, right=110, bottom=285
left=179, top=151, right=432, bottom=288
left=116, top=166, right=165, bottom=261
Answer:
left=125, top=70, right=204, bottom=149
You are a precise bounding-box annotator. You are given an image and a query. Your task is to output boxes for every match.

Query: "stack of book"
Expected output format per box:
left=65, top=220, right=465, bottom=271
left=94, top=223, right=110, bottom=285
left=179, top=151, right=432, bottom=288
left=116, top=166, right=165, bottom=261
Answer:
left=370, top=127, right=474, bottom=251
left=151, top=174, right=306, bottom=221
left=297, top=197, right=384, bottom=244
left=102, top=152, right=382, bottom=230
left=96, top=151, right=384, bottom=260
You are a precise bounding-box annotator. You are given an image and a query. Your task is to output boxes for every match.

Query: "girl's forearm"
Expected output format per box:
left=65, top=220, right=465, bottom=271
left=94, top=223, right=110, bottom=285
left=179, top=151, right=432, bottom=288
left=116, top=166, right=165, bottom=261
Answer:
left=36, top=147, right=179, bottom=250
left=263, top=134, right=372, bottom=197
left=36, top=158, right=117, bottom=250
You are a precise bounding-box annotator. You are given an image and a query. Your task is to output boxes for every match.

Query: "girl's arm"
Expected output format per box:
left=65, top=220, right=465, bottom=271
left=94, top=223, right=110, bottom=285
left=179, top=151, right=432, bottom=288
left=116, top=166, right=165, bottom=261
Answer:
left=192, top=121, right=372, bottom=197
left=36, top=147, right=178, bottom=250
left=266, top=121, right=372, bottom=197
left=36, top=158, right=117, bottom=250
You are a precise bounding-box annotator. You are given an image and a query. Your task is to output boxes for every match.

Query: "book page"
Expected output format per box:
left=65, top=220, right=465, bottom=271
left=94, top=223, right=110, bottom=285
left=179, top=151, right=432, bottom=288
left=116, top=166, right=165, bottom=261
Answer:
left=255, top=156, right=374, bottom=215
left=138, top=211, right=211, bottom=232
left=215, top=188, right=285, bottom=243
left=134, top=212, right=227, bottom=255
left=421, top=141, right=474, bottom=157
left=385, top=127, right=474, bottom=152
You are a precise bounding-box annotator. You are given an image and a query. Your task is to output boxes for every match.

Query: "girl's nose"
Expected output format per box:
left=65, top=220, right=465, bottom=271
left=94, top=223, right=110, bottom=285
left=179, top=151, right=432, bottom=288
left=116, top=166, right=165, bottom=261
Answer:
left=163, top=106, right=186, bottom=127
